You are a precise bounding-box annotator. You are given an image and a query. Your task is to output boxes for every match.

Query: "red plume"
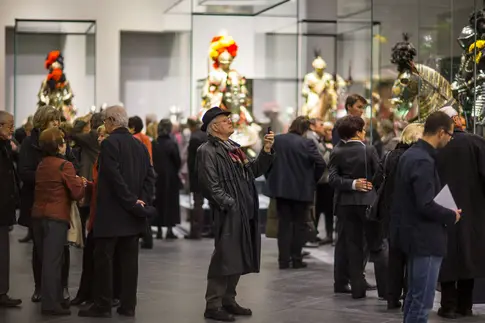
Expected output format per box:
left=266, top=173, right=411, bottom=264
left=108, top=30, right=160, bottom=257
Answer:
left=45, top=50, right=60, bottom=69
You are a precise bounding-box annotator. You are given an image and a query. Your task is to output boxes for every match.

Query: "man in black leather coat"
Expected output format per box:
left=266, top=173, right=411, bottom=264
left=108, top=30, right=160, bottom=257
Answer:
left=196, top=107, right=275, bottom=322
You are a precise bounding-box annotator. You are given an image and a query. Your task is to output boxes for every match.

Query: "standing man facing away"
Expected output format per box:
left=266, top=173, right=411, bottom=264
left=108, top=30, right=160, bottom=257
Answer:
left=197, top=107, right=275, bottom=322
left=392, top=111, right=461, bottom=323
left=186, top=117, right=208, bottom=240
left=0, top=111, right=22, bottom=308
left=79, top=106, right=155, bottom=318
left=435, top=106, right=485, bottom=319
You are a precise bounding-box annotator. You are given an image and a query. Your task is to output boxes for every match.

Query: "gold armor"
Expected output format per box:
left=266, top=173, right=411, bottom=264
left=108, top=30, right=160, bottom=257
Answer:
left=301, top=54, right=347, bottom=121
left=201, top=34, right=260, bottom=148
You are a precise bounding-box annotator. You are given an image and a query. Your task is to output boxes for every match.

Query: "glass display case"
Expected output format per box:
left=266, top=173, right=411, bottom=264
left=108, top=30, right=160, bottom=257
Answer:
left=166, top=0, right=299, bottom=133
left=368, top=0, right=483, bottom=135
left=12, top=19, right=96, bottom=126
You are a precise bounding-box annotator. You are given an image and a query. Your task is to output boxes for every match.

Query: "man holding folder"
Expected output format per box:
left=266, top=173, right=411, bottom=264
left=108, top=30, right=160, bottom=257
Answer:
left=391, top=111, right=461, bottom=323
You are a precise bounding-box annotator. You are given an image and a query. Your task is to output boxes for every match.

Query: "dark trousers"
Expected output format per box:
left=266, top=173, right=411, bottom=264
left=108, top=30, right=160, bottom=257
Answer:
left=93, top=235, right=139, bottom=311
left=32, top=218, right=69, bottom=311
left=334, top=205, right=368, bottom=297
left=276, top=198, right=309, bottom=264
left=32, top=222, right=70, bottom=291
left=189, top=192, right=204, bottom=238
left=440, top=279, right=474, bottom=313
left=387, top=240, right=407, bottom=303
left=403, top=255, right=442, bottom=323
left=76, top=231, right=122, bottom=301
left=0, top=226, right=10, bottom=295
left=315, top=183, right=334, bottom=238
left=79, top=206, right=90, bottom=245
left=141, top=221, right=153, bottom=248
left=205, top=275, right=240, bottom=309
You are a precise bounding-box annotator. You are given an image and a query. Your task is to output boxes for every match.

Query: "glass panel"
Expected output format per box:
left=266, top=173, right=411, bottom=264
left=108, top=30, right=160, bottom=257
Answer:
left=15, top=20, right=95, bottom=34
left=13, top=20, right=96, bottom=126
left=190, top=0, right=297, bottom=152
left=372, top=0, right=483, bottom=135
left=166, top=0, right=291, bottom=15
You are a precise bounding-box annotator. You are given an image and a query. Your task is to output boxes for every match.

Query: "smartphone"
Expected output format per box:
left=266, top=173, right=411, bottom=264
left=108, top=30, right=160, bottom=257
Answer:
left=267, top=126, right=272, bottom=134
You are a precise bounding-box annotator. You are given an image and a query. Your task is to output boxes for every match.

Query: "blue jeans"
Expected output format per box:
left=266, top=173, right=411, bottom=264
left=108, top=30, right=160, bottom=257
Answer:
left=403, top=255, right=443, bottom=323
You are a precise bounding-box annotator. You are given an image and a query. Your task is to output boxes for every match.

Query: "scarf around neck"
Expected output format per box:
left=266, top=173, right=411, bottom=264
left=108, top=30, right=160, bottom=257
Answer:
left=210, top=135, right=250, bottom=179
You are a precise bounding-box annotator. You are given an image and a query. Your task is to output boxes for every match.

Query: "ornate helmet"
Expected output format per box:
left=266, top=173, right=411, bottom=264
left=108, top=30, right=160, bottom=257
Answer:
left=391, top=33, right=417, bottom=73
left=312, top=49, right=326, bottom=69
left=209, top=34, right=238, bottom=69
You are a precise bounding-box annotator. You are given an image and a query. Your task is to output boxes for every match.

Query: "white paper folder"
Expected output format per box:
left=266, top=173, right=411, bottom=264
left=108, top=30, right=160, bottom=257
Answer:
left=433, top=185, right=457, bottom=210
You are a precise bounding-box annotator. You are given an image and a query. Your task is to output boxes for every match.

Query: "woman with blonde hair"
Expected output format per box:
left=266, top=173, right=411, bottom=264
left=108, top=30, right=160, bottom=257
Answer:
left=372, top=122, right=424, bottom=310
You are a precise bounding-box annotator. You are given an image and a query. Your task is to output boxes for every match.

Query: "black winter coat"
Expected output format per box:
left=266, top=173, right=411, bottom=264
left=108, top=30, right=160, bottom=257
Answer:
left=187, top=129, right=207, bottom=193
left=93, top=127, right=155, bottom=238
left=197, top=136, right=275, bottom=278
left=436, top=130, right=485, bottom=281
left=0, top=140, right=20, bottom=226
left=17, top=128, right=43, bottom=227
left=153, top=134, right=182, bottom=227
left=372, top=143, right=411, bottom=241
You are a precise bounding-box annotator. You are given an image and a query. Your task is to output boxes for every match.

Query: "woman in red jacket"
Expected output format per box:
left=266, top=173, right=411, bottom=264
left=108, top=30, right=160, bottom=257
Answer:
left=32, top=127, right=85, bottom=316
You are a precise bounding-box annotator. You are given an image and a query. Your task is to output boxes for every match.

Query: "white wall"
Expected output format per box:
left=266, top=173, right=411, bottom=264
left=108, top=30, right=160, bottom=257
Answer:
left=120, top=31, right=190, bottom=121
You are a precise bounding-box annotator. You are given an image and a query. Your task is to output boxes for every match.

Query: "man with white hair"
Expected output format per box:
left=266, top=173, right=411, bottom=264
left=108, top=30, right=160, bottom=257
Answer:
left=79, top=106, right=155, bottom=318
left=435, top=106, right=485, bottom=319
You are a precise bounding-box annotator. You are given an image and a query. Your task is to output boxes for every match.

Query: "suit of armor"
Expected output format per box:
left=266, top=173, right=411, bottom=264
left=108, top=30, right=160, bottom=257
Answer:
left=201, top=35, right=260, bottom=149
left=38, top=51, right=75, bottom=121
left=301, top=54, right=347, bottom=121
left=452, top=11, right=485, bottom=127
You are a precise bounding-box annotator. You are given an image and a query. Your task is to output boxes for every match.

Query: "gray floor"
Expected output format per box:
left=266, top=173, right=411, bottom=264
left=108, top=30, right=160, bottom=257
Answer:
left=3, top=227, right=485, bottom=323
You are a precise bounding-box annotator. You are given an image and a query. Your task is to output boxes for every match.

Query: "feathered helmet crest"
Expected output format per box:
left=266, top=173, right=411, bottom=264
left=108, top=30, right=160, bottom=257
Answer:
left=391, top=33, right=417, bottom=73
left=44, top=50, right=66, bottom=90
left=312, top=48, right=326, bottom=69
left=209, top=34, right=238, bottom=69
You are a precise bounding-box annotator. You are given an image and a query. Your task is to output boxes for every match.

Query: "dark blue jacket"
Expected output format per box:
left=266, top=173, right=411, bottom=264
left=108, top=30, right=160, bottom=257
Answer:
left=264, top=133, right=325, bottom=203
left=391, top=139, right=456, bottom=257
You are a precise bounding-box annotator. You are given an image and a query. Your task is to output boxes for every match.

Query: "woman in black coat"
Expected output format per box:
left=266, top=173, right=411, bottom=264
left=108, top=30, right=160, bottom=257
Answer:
left=152, top=119, right=182, bottom=239
left=372, top=123, right=424, bottom=310
left=17, top=106, right=73, bottom=303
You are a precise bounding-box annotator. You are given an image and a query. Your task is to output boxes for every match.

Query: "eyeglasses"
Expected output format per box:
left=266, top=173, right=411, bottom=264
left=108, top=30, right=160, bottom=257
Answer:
left=214, top=117, right=232, bottom=124
left=443, top=129, right=454, bottom=137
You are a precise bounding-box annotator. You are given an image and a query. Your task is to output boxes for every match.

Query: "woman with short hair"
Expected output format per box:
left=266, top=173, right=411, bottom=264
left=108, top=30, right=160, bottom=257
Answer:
left=152, top=119, right=182, bottom=239
left=17, top=105, right=72, bottom=303
left=372, top=123, right=424, bottom=310
left=32, top=127, right=85, bottom=316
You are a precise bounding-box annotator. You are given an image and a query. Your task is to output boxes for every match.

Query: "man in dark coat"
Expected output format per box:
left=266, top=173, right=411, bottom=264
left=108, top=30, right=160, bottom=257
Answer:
left=264, top=116, right=325, bottom=269
left=435, top=106, right=485, bottom=318
left=79, top=106, right=155, bottom=318
left=197, top=107, right=275, bottom=322
left=186, top=118, right=207, bottom=239
left=0, top=111, right=22, bottom=308
left=392, top=111, right=460, bottom=323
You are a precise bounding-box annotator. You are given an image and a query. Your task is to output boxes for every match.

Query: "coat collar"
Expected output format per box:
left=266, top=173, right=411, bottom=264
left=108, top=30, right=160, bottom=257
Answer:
left=415, top=139, right=437, bottom=158
left=111, top=127, right=130, bottom=135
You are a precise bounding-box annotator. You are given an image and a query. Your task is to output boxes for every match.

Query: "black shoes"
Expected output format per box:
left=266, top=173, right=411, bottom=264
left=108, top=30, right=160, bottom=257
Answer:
left=70, top=296, right=90, bottom=306
left=387, top=300, right=402, bottom=310
left=204, top=308, right=235, bottom=322
left=0, top=294, right=22, bottom=307
left=223, top=302, right=252, bottom=316
left=117, top=307, right=135, bottom=317
left=31, top=289, right=41, bottom=303
left=279, top=260, right=308, bottom=269
left=41, top=308, right=71, bottom=316
left=438, top=307, right=473, bottom=319
left=78, top=305, right=112, bottom=318
left=334, top=285, right=352, bottom=294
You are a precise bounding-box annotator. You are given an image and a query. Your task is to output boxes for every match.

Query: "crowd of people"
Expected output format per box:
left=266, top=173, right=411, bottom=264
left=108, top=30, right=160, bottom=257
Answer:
left=0, top=95, right=484, bottom=323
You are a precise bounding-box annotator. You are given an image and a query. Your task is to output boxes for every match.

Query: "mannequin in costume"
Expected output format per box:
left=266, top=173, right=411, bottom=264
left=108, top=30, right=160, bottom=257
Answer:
left=201, top=34, right=260, bottom=150
left=391, top=34, right=460, bottom=122
left=38, top=51, right=75, bottom=121
left=301, top=51, right=347, bottom=121
left=452, top=10, right=485, bottom=133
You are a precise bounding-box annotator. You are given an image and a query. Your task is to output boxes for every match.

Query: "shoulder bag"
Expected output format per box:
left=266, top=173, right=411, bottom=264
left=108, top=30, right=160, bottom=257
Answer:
left=365, top=150, right=390, bottom=221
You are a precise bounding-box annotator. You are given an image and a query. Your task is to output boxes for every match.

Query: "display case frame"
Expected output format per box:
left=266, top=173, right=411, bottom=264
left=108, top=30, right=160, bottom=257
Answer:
left=12, top=19, right=96, bottom=125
